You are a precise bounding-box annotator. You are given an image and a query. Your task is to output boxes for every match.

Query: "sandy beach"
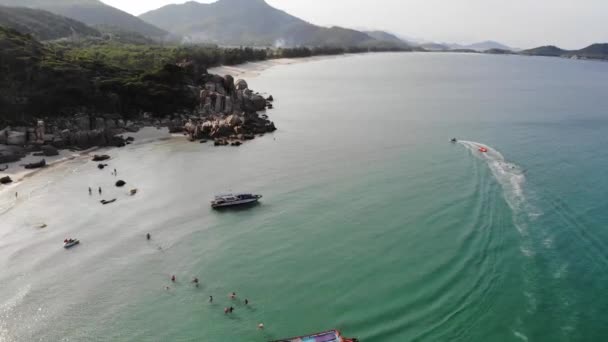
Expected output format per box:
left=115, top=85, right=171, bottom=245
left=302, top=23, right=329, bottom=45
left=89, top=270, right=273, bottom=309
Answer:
left=0, top=127, right=172, bottom=192
left=0, top=54, right=342, bottom=191
left=0, top=56, right=323, bottom=190
left=208, top=55, right=345, bottom=79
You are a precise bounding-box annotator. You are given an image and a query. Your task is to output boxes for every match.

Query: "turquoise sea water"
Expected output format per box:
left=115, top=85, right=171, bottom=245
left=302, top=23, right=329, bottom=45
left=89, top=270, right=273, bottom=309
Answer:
left=1, top=52, right=608, bottom=341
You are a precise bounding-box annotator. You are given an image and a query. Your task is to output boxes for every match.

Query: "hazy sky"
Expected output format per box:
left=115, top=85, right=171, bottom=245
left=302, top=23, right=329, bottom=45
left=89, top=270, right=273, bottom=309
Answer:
left=101, top=0, right=608, bottom=49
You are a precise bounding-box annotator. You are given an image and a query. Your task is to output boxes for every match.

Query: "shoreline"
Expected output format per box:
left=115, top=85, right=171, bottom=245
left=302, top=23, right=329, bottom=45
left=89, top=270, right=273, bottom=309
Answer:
left=0, top=53, right=343, bottom=192
left=0, top=127, right=174, bottom=193
left=208, top=54, right=361, bottom=79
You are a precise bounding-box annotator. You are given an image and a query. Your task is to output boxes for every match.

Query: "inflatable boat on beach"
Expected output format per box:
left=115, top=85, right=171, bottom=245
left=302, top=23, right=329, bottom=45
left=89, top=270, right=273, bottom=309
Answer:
left=63, top=239, right=79, bottom=249
left=271, top=329, right=358, bottom=342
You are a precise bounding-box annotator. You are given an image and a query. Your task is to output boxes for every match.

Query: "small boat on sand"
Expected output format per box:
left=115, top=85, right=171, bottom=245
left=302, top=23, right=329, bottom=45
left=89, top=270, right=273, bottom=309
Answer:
left=100, top=199, right=117, bottom=205
left=211, top=193, right=262, bottom=209
left=271, top=330, right=358, bottom=342
left=63, top=239, right=79, bottom=249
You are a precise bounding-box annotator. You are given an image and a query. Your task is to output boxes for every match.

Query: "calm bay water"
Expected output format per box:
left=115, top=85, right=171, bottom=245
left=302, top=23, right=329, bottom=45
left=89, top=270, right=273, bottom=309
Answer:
left=1, top=52, right=608, bottom=341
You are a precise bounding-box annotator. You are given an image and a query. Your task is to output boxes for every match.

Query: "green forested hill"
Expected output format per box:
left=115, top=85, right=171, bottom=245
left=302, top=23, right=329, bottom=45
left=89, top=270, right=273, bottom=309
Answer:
left=0, top=0, right=167, bottom=38
left=0, top=5, right=100, bottom=40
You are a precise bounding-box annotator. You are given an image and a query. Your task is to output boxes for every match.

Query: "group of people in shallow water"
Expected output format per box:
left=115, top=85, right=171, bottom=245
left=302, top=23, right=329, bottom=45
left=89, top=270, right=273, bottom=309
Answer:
left=163, top=269, right=257, bottom=324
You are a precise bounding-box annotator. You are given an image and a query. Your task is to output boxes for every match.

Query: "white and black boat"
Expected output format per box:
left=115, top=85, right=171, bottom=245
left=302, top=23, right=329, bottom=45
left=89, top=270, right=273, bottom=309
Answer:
left=63, top=239, right=79, bottom=249
left=211, top=193, right=262, bottom=209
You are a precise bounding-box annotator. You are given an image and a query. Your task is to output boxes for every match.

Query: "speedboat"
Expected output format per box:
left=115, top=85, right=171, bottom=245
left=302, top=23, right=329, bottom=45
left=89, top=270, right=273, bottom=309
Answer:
left=271, top=329, right=358, bottom=342
left=211, top=193, right=262, bottom=209
left=451, top=138, right=457, bottom=143
left=64, top=239, right=79, bottom=249
left=479, top=147, right=488, bottom=153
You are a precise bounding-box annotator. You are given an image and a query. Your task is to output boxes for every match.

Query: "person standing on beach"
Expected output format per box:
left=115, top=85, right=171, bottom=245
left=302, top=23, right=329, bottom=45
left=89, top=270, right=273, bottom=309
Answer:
left=15, top=192, right=18, bottom=198
left=89, top=187, right=92, bottom=195
left=98, top=187, right=102, bottom=195
left=146, top=233, right=151, bottom=240
left=114, top=169, right=117, bottom=176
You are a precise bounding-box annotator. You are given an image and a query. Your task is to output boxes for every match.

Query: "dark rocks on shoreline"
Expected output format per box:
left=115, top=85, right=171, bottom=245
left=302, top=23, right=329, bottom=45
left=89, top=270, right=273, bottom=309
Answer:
left=92, top=155, right=111, bottom=162
left=183, top=74, right=277, bottom=144
left=0, top=176, right=12, bottom=184
left=24, top=159, right=46, bottom=169
left=0, top=72, right=276, bottom=165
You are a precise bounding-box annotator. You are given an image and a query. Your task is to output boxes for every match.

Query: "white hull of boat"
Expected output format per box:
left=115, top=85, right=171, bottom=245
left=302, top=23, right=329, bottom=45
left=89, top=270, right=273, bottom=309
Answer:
left=211, top=198, right=260, bottom=208
left=64, top=241, right=79, bottom=248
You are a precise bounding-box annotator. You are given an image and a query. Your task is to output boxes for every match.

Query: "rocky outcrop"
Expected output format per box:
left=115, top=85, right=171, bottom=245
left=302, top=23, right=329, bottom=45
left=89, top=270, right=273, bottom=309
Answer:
left=0, top=176, right=12, bottom=184
left=185, top=74, right=276, bottom=145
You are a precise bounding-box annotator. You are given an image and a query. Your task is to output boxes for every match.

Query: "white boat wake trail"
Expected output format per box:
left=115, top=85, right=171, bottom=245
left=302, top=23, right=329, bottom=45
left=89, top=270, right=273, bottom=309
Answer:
left=459, top=140, right=561, bottom=339
left=458, top=141, right=533, bottom=233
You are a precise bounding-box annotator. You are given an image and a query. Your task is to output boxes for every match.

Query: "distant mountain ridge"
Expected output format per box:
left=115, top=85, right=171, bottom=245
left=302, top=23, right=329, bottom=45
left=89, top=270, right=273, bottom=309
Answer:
left=448, top=40, right=516, bottom=52
left=0, top=5, right=100, bottom=40
left=140, top=0, right=408, bottom=48
left=521, top=43, right=608, bottom=60
left=0, top=0, right=167, bottom=37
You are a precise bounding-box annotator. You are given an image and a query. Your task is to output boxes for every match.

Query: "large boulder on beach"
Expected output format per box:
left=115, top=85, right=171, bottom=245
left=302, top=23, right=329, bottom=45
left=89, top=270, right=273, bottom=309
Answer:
left=6, top=131, right=26, bottom=145
left=0, top=176, right=12, bottom=185
left=235, top=79, right=248, bottom=91
left=224, top=75, right=236, bottom=95
left=92, top=155, right=111, bottom=162
left=94, top=117, right=106, bottom=130
left=115, top=180, right=126, bottom=187
left=41, top=145, right=59, bottom=157
left=0, top=128, right=8, bottom=144
left=0, top=145, right=26, bottom=163
left=251, top=95, right=267, bottom=111
left=74, top=115, right=91, bottom=131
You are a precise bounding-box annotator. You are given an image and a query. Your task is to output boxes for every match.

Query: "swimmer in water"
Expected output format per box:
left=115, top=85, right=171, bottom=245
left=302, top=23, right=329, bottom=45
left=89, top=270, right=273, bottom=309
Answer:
left=230, top=292, right=236, bottom=299
left=171, top=275, right=176, bottom=282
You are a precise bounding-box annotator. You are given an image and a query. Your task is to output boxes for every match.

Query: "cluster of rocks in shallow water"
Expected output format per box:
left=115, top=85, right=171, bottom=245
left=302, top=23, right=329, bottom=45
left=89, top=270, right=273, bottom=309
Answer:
left=182, top=75, right=277, bottom=145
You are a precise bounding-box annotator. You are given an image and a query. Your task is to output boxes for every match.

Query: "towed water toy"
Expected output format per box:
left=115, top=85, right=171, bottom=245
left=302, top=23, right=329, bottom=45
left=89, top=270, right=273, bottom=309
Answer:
left=478, top=147, right=488, bottom=153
